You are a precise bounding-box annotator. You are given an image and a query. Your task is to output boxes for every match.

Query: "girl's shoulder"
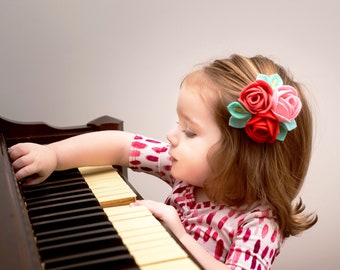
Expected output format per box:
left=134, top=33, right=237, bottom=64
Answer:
left=235, top=202, right=278, bottom=224
left=234, top=202, right=282, bottom=243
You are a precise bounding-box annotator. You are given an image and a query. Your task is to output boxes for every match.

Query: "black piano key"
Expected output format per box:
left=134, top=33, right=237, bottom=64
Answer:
left=44, top=248, right=139, bottom=270
left=24, top=188, right=91, bottom=204
left=39, top=234, right=125, bottom=260
left=27, top=196, right=100, bottom=217
left=23, top=175, right=84, bottom=187
left=46, top=169, right=83, bottom=180
left=31, top=211, right=109, bottom=233
left=23, top=172, right=84, bottom=185
left=30, top=205, right=103, bottom=223
left=39, top=228, right=126, bottom=262
left=35, top=221, right=114, bottom=241
left=26, top=193, right=96, bottom=210
left=35, top=220, right=114, bottom=241
left=32, top=169, right=83, bottom=184
left=21, top=180, right=89, bottom=199
left=37, top=227, right=116, bottom=248
left=19, top=176, right=82, bottom=189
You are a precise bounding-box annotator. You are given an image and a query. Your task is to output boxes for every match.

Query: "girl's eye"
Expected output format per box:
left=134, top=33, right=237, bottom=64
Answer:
left=176, top=121, right=196, bottom=138
left=184, top=129, right=196, bottom=138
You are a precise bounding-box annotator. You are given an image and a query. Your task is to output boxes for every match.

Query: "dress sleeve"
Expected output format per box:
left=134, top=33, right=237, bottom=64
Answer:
left=129, top=134, right=175, bottom=186
left=225, top=209, right=283, bottom=270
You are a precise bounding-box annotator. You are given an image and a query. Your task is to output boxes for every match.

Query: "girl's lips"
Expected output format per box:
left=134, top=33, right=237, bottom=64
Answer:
left=168, top=152, right=177, bottom=162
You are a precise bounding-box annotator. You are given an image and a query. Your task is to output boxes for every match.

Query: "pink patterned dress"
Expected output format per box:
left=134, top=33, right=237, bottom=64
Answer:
left=129, top=135, right=283, bottom=270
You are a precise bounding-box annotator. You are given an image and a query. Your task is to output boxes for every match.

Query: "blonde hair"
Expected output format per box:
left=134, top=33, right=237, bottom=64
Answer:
left=188, top=54, right=317, bottom=238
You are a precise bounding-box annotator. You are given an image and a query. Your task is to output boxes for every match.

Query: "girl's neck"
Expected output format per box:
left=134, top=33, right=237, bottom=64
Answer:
left=194, top=187, right=209, bottom=203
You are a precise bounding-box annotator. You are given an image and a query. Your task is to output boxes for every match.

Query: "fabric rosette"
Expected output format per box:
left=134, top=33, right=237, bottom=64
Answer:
left=239, top=80, right=273, bottom=114
left=227, top=74, right=302, bottom=143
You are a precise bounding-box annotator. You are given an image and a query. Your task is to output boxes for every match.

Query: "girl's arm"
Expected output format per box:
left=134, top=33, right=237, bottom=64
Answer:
left=133, top=200, right=231, bottom=270
left=8, top=130, right=135, bottom=185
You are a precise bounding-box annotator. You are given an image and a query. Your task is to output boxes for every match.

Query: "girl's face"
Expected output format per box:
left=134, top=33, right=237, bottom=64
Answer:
left=166, top=77, right=222, bottom=187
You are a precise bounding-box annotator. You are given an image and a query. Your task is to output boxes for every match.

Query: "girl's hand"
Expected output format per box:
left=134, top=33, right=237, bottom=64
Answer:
left=8, top=143, right=57, bottom=185
left=132, top=200, right=186, bottom=239
left=133, top=200, right=230, bottom=270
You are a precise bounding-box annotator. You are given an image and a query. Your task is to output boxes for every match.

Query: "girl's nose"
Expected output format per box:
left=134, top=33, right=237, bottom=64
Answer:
left=166, top=128, right=178, bottom=147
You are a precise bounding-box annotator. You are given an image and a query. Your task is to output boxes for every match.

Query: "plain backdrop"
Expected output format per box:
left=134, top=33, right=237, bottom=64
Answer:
left=1, top=1, right=339, bottom=269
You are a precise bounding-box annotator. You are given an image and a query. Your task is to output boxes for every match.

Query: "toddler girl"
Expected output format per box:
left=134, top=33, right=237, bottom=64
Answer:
left=9, top=54, right=317, bottom=270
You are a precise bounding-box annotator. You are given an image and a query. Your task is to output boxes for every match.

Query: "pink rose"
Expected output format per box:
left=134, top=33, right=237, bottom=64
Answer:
left=245, top=111, right=280, bottom=143
left=271, top=85, right=302, bottom=122
left=239, top=80, right=273, bottom=114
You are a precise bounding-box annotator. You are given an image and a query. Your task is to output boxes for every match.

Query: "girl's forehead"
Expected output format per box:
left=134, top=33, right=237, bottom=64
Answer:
left=182, top=69, right=208, bottom=87
left=177, top=80, right=215, bottom=119
left=180, top=70, right=219, bottom=107
left=177, top=75, right=222, bottom=138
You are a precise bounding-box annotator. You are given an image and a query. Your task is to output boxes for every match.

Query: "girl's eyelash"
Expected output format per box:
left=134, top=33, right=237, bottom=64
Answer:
left=176, top=121, right=196, bottom=137
left=184, top=130, right=196, bottom=138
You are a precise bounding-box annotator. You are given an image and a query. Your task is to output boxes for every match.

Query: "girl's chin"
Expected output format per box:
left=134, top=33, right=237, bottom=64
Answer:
left=170, top=167, right=182, bottom=180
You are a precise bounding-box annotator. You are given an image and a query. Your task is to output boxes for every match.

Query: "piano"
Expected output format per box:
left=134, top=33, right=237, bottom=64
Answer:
left=0, top=116, right=202, bottom=270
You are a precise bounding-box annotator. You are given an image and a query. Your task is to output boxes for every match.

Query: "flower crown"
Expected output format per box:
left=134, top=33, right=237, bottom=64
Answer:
left=227, top=74, right=302, bottom=143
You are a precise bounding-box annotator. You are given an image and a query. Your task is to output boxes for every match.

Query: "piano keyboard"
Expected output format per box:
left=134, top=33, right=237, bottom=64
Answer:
left=80, top=166, right=201, bottom=270
left=104, top=205, right=200, bottom=270
left=21, top=166, right=201, bottom=270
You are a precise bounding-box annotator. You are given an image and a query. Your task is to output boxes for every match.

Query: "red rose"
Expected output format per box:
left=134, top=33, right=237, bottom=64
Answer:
left=245, top=111, right=280, bottom=143
left=239, top=80, right=273, bottom=114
